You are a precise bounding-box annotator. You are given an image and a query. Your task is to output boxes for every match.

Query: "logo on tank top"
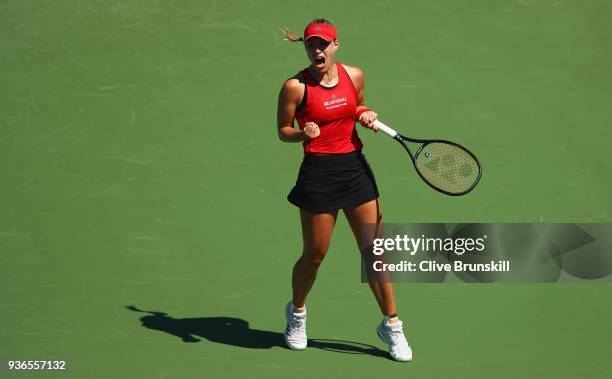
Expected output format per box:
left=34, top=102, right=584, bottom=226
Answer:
left=323, top=93, right=347, bottom=110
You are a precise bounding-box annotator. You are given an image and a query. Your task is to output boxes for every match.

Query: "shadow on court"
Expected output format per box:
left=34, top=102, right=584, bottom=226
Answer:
left=126, top=305, right=389, bottom=359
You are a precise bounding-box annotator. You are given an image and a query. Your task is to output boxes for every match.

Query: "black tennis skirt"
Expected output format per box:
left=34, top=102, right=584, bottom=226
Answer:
left=287, top=149, right=380, bottom=213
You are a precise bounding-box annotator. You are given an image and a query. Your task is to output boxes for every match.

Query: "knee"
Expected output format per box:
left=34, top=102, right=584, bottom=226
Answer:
left=301, top=247, right=328, bottom=268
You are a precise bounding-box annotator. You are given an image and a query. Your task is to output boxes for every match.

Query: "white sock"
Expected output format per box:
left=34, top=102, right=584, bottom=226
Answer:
left=292, top=303, right=306, bottom=314
left=385, top=316, right=399, bottom=324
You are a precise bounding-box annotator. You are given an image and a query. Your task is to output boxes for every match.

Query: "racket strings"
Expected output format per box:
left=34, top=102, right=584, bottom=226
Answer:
left=414, top=142, right=480, bottom=194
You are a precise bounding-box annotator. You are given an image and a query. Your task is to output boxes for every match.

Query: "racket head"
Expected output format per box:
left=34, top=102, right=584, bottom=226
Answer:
left=410, top=140, right=482, bottom=196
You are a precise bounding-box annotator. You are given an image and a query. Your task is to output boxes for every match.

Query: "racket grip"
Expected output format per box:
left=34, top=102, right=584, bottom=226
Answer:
left=373, top=120, right=398, bottom=138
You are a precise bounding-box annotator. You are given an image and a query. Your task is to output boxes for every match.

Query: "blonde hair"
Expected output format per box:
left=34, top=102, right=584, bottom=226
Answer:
left=281, top=18, right=335, bottom=43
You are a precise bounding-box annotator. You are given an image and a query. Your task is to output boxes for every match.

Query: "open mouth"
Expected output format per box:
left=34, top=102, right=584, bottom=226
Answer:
left=314, top=56, right=325, bottom=65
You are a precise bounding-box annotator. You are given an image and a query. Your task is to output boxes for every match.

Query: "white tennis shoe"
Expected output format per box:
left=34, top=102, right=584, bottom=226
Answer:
left=284, top=301, right=307, bottom=350
left=377, top=317, right=413, bottom=362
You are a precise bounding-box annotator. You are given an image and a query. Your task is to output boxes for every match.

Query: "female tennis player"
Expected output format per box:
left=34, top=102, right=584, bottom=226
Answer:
left=277, top=19, right=412, bottom=362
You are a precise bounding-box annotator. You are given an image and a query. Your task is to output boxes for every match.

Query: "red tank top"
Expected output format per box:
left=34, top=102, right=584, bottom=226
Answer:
left=295, top=61, right=363, bottom=154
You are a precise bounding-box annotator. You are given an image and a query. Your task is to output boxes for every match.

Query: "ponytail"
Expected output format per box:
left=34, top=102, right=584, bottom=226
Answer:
left=280, top=27, right=303, bottom=42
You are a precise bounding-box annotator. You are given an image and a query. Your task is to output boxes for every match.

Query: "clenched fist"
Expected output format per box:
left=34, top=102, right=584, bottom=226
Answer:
left=303, top=122, right=320, bottom=140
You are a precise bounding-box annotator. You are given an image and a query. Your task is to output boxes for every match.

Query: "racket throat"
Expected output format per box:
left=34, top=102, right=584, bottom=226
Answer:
left=397, top=138, right=415, bottom=162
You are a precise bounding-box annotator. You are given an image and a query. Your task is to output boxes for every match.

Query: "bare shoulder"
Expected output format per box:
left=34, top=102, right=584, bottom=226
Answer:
left=282, top=72, right=305, bottom=92
left=341, top=64, right=364, bottom=81
left=279, top=72, right=305, bottom=102
left=341, top=63, right=364, bottom=91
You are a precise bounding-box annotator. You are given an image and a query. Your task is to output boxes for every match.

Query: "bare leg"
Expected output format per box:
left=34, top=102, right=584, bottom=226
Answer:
left=344, top=199, right=397, bottom=317
left=291, top=209, right=337, bottom=309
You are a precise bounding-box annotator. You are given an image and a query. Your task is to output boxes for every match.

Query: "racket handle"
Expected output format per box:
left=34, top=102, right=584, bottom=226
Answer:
left=372, top=120, right=398, bottom=138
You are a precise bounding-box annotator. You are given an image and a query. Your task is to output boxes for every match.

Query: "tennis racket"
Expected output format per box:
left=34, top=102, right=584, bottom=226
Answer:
left=373, top=120, right=482, bottom=196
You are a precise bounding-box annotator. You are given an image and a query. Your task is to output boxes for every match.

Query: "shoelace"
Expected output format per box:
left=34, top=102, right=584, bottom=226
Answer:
left=287, top=315, right=306, bottom=337
left=387, top=327, right=406, bottom=345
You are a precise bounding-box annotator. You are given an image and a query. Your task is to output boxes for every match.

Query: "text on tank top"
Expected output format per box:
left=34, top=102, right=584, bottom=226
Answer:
left=295, top=61, right=363, bottom=154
